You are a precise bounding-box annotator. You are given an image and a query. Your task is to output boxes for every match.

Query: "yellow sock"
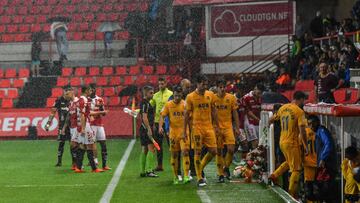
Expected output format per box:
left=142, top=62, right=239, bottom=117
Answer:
left=273, top=161, right=289, bottom=178
left=183, top=155, right=190, bottom=177
left=224, top=152, right=233, bottom=168
left=200, top=152, right=214, bottom=173
left=194, top=154, right=202, bottom=180
left=216, top=155, right=224, bottom=176
left=170, top=155, right=179, bottom=178
left=288, top=171, right=300, bottom=197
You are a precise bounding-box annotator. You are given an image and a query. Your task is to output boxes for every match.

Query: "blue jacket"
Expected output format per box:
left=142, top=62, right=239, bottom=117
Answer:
left=163, top=95, right=174, bottom=133
left=315, top=126, right=335, bottom=166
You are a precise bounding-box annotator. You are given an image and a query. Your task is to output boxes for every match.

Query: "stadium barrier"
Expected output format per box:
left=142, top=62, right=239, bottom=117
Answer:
left=0, top=108, right=133, bottom=138
left=260, top=103, right=360, bottom=203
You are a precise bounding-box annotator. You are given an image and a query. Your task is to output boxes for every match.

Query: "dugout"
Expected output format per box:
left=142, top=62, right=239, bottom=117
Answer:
left=260, top=103, right=360, bottom=203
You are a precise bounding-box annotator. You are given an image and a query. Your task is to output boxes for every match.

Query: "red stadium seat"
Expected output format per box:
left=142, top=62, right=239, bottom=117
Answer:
left=41, top=6, right=51, bottom=14
left=156, top=65, right=167, bottom=74
left=91, top=22, right=99, bottom=31
left=114, top=4, right=124, bottom=12
left=97, top=13, right=106, bottom=22
left=84, top=14, right=94, bottom=22
left=91, top=5, right=101, bottom=12
left=29, top=6, right=40, bottom=15
left=83, top=77, right=95, bottom=85
left=72, top=32, right=83, bottom=40
left=0, top=25, right=5, bottom=33
left=102, top=66, right=113, bottom=76
left=7, top=89, right=18, bottom=98
left=79, top=23, right=89, bottom=32
left=2, top=99, right=13, bottom=108
left=148, top=75, right=158, bottom=85
left=140, top=3, right=148, bottom=12
left=96, top=77, right=108, bottom=86
left=103, top=87, right=115, bottom=96
left=81, top=5, right=90, bottom=12
left=1, top=16, right=11, bottom=24
left=13, top=16, right=23, bottom=24
left=62, top=67, right=73, bottom=76
left=19, top=25, right=30, bottom=33
left=0, top=79, right=11, bottom=88
left=0, top=89, right=5, bottom=98
left=96, top=88, right=103, bottom=96
left=5, top=7, right=16, bottom=15
left=70, top=77, right=82, bottom=86
left=36, top=15, right=47, bottom=24
left=142, top=66, right=153, bottom=75
left=18, top=6, right=28, bottom=15
left=14, top=34, right=26, bottom=42
left=72, top=14, right=82, bottom=22
left=116, top=86, right=123, bottom=94
left=168, top=65, right=178, bottom=75
left=7, top=25, right=18, bottom=33
left=95, top=32, right=104, bottom=40
left=103, top=4, right=113, bottom=12
left=46, top=97, right=57, bottom=107
left=47, top=0, right=57, bottom=5
left=89, top=67, right=100, bottom=76
left=30, top=24, right=41, bottom=32
left=42, top=24, right=51, bottom=32
left=2, top=35, right=14, bottom=43
left=13, top=79, right=24, bottom=88
left=295, top=80, right=314, bottom=91
left=66, top=5, right=76, bottom=13
left=53, top=6, right=64, bottom=14
left=109, top=77, right=121, bottom=86
left=334, top=89, right=347, bottom=104
left=306, top=91, right=316, bottom=104
left=24, top=16, right=36, bottom=24
left=118, top=31, right=129, bottom=39
left=124, top=76, right=133, bottom=85
left=136, top=75, right=147, bottom=85
left=51, top=88, right=63, bottom=97
left=349, top=88, right=359, bottom=104
left=56, top=77, right=69, bottom=87
left=74, top=67, right=86, bottom=76
left=102, top=97, right=109, bottom=106
left=5, top=69, right=16, bottom=78
left=59, top=0, right=69, bottom=4
left=67, top=23, right=77, bottom=32
left=107, top=13, right=118, bottom=21
left=108, top=97, right=120, bottom=106
left=127, top=3, right=136, bottom=12
left=172, top=75, right=182, bottom=84
left=129, top=66, right=140, bottom=75
left=0, top=69, right=4, bottom=78
left=281, top=90, right=294, bottom=101
left=121, top=96, right=129, bottom=106
left=84, top=32, right=95, bottom=40
left=18, top=68, right=30, bottom=78
left=115, top=66, right=126, bottom=75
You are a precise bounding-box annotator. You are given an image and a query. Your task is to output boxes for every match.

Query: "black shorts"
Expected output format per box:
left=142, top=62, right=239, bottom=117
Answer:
left=140, top=127, right=152, bottom=146
left=58, top=127, right=71, bottom=141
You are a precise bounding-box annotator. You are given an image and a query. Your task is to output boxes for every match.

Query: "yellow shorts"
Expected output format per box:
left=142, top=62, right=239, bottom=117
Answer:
left=303, top=166, right=316, bottom=182
left=191, top=125, right=217, bottom=150
left=216, top=128, right=235, bottom=148
left=169, top=129, right=190, bottom=152
left=344, top=174, right=360, bottom=195
left=280, top=143, right=302, bottom=172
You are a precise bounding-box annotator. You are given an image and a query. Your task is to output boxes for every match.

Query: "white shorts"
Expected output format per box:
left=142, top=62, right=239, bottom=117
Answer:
left=91, top=126, right=106, bottom=141
left=70, top=128, right=83, bottom=144
left=83, top=123, right=96, bottom=145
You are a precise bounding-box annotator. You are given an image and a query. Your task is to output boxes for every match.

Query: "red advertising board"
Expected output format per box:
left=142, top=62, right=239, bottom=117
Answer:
left=210, top=1, right=294, bottom=38
left=173, top=0, right=253, bottom=6
left=0, top=108, right=133, bottom=137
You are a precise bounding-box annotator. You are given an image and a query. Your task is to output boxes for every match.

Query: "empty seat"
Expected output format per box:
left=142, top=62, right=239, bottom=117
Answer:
left=14, top=34, right=26, bottom=42
left=46, top=97, right=57, bottom=107
left=70, top=77, right=82, bottom=86
left=148, top=75, right=158, bottom=85
left=66, top=5, right=76, bottom=13
left=0, top=89, right=5, bottom=98
left=349, top=88, right=359, bottom=103
left=84, top=32, right=95, bottom=40
left=172, top=75, right=182, bottom=84
left=84, top=13, right=94, bottom=22
left=13, top=16, right=23, bottom=24
left=7, top=89, right=18, bottom=98
left=7, top=25, right=18, bottom=33
left=168, top=65, right=178, bottom=75
left=41, top=6, right=51, bottom=14
left=156, top=65, right=167, bottom=74
left=13, top=79, right=24, bottom=88
left=295, top=80, right=314, bottom=91
left=53, top=6, right=64, bottom=14
left=108, top=97, right=120, bottom=106
left=5, top=7, right=16, bottom=15
left=142, top=66, right=153, bottom=75
left=1, top=16, right=11, bottom=24
left=0, top=25, right=5, bottom=32
left=36, top=15, right=47, bottom=23
left=62, top=67, right=73, bottom=76
left=103, top=87, right=115, bottom=96
left=5, top=69, right=16, bottom=78
left=30, top=24, right=41, bottom=32
left=107, top=13, right=118, bottom=21
left=18, top=6, right=28, bottom=15
left=121, top=96, right=129, bottom=106
left=83, top=77, right=95, bottom=85
left=19, top=25, right=30, bottom=33
left=2, top=35, right=14, bottom=42
left=72, top=32, right=83, bottom=40
left=0, top=69, right=3, bottom=78
left=114, top=4, right=124, bottom=11
left=95, top=88, right=103, bottom=96
left=102, top=66, right=113, bottom=75
left=136, top=75, right=147, bottom=85
left=24, top=16, right=36, bottom=24
left=18, top=68, right=30, bottom=77
left=89, top=67, right=100, bottom=76
left=96, top=13, right=106, bottom=22
left=79, top=23, right=89, bottom=32
left=56, top=77, right=69, bottom=86
left=115, top=66, right=126, bottom=75
left=306, top=91, right=316, bottom=104
left=96, top=77, right=108, bottom=86
left=109, top=77, right=121, bottom=86
left=74, top=67, right=86, bottom=76
left=129, top=66, right=140, bottom=75
left=51, top=88, right=63, bottom=97
left=103, top=4, right=113, bottom=12
left=334, top=89, right=346, bottom=104
left=124, top=76, right=133, bottom=85
left=0, top=79, right=11, bottom=88
left=2, top=99, right=13, bottom=108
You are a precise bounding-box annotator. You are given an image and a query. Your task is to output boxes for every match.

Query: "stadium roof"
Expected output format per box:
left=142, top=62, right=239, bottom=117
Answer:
left=173, top=0, right=254, bottom=6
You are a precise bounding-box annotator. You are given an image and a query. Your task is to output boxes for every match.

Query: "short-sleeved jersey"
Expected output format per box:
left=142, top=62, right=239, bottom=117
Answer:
left=140, top=99, right=155, bottom=128
left=185, top=90, right=215, bottom=127
left=242, top=91, right=261, bottom=125
left=89, top=95, right=105, bottom=126
left=68, top=97, right=80, bottom=129
left=304, top=127, right=317, bottom=167
left=161, top=100, right=185, bottom=130
left=277, top=103, right=306, bottom=146
left=53, top=96, right=69, bottom=128
left=235, top=94, right=246, bottom=129
left=213, top=93, right=237, bottom=129
left=78, top=96, right=91, bottom=123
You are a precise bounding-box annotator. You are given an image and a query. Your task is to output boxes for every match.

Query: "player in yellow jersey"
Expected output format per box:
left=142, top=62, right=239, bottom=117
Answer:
left=303, top=122, right=317, bottom=202
left=159, top=86, right=191, bottom=184
left=184, top=74, right=218, bottom=187
left=213, top=79, right=240, bottom=182
left=342, top=146, right=360, bottom=203
left=269, top=91, right=308, bottom=198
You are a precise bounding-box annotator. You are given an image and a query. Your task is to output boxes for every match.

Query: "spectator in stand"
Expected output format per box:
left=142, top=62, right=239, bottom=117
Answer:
left=290, top=35, right=302, bottom=79
left=103, top=31, right=114, bottom=58
left=31, top=40, right=42, bottom=77
left=301, top=57, right=314, bottom=80
left=310, top=11, right=324, bottom=38
left=50, top=22, right=68, bottom=61
left=314, top=63, right=339, bottom=103
left=295, top=15, right=305, bottom=38
left=342, top=146, right=360, bottom=203
left=323, top=14, right=337, bottom=36
left=337, top=62, right=351, bottom=88
left=275, top=67, right=291, bottom=90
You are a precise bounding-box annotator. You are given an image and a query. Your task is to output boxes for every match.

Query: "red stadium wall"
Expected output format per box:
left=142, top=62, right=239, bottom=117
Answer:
left=0, top=108, right=133, bottom=138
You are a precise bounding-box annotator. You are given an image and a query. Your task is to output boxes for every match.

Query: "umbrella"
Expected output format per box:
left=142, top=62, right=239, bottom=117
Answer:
left=47, top=16, right=71, bottom=23
left=97, top=22, right=122, bottom=32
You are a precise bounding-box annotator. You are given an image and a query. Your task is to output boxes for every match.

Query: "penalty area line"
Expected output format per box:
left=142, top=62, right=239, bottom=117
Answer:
left=99, top=139, right=136, bottom=203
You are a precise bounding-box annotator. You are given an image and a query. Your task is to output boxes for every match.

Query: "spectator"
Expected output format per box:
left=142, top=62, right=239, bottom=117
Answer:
left=336, top=62, right=351, bottom=88
left=290, top=35, right=302, bottom=78
left=295, top=15, right=305, bottom=38
left=314, top=63, right=338, bottom=103
left=275, top=67, right=291, bottom=90
left=310, top=11, right=324, bottom=38
left=50, top=22, right=68, bottom=61
left=342, top=146, right=360, bottom=203
left=103, top=31, right=114, bottom=58
left=308, top=115, right=337, bottom=203
left=31, top=40, right=42, bottom=77
left=301, top=57, right=314, bottom=80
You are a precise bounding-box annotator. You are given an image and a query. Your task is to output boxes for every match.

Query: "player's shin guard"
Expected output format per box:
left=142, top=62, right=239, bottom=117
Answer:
left=216, top=154, right=224, bottom=176
left=87, top=150, right=97, bottom=170
left=194, top=154, right=202, bottom=180
left=100, top=142, right=108, bottom=168
left=288, top=171, right=300, bottom=197
left=183, top=155, right=190, bottom=177
left=224, top=152, right=233, bottom=168
left=140, top=152, right=146, bottom=174
left=170, top=154, right=179, bottom=178
left=273, top=161, right=290, bottom=178
left=70, top=146, right=78, bottom=165
left=200, top=152, right=214, bottom=173
left=146, top=151, right=155, bottom=172
left=76, top=148, right=86, bottom=169
left=57, top=141, right=65, bottom=164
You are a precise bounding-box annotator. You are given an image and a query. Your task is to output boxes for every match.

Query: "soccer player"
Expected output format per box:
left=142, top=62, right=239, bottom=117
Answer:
left=139, top=86, right=158, bottom=177
left=159, top=86, right=190, bottom=184
left=184, top=74, right=218, bottom=187
left=45, top=86, right=74, bottom=167
left=269, top=91, right=308, bottom=198
left=234, top=83, right=248, bottom=152
left=303, top=121, right=317, bottom=202
left=151, top=77, right=173, bottom=171
left=342, top=146, right=360, bottom=203
left=214, top=79, right=240, bottom=182
left=242, top=84, right=265, bottom=149
left=88, top=84, right=111, bottom=170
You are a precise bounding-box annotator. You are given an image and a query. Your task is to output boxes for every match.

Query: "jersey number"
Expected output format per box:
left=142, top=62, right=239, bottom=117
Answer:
left=281, top=116, right=289, bottom=131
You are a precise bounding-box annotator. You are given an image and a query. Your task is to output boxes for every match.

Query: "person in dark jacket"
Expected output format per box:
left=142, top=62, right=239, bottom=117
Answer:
left=310, top=11, right=324, bottom=38
left=31, top=40, right=42, bottom=77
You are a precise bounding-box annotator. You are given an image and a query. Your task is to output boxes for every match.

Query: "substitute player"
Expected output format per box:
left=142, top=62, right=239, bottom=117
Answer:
left=89, top=84, right=110, bottom=170
left=342, top=146, right=360, bottom=203
left=159, top=86, right=190, bottom=184
left=45, top=86, right=75, bottom=167
left=184, top=74, right=218, bottom=187
left=303, top=122, right=317, bottom=202
left=234, top=83, right=248, bottom=152
left=269, top=91, right=308, bottom=198
left=214, top=79, right=240, bottom=182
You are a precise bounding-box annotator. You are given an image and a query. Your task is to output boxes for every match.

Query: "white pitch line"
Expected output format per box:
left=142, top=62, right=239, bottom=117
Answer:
left=99, top=139, right=136, bottom=203
left=4, top=184, right=104, bottom=188
left=197, top=190, right=212, bottom=203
